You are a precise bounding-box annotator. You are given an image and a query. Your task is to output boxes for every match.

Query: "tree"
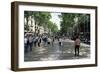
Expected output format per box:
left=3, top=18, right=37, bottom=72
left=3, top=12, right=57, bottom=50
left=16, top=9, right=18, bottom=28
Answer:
left=59, top=13, right=77, bottom=34
left=47, top=21, right=58, bottom=34
left=32, top=12, right=51, bottom=34
left=59, top=13, right=90, bottom=35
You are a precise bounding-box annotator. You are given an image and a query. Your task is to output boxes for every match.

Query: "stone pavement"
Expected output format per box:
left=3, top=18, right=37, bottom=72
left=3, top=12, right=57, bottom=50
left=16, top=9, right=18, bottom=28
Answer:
left=24, top=39, right=90, bottom=61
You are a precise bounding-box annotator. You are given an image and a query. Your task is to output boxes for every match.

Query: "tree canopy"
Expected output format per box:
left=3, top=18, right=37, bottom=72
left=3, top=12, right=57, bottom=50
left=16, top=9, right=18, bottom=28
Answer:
left=59, top=13, right=90, bottom=34
left=24, top=11, right=59, bottom=34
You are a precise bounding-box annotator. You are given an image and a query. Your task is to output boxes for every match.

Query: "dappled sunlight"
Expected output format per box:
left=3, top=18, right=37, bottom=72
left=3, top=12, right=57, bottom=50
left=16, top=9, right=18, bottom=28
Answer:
left=24, top=39, right=90, bottom=61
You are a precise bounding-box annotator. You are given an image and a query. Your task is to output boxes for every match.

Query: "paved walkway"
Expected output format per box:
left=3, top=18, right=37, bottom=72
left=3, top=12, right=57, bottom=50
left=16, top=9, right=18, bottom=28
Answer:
left=24, top=39, right=90, bottom=61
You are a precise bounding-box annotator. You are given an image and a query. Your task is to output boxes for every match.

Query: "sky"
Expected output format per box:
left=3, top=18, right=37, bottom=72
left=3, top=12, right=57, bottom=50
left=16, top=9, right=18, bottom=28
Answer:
left=50, top=13, right=61, bottom=30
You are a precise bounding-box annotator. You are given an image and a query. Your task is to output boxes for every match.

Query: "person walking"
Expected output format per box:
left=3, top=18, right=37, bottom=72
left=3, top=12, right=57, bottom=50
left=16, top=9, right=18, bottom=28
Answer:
left=47, top=37, right=51, bottom=45
left=29, top=35, right=33, bottom=51
left=38, top=36, right=42, bottom=47
left=74, top=35, right=80, bottom=56
left=59, top=37, right=63, bottom=46
left=34, top=35, right=38, bottom=47
left=43, top=35, right=47, bottom=46
left=51, top=36, right=55, bottom=46
left=24, top=35, right=28, bottom=53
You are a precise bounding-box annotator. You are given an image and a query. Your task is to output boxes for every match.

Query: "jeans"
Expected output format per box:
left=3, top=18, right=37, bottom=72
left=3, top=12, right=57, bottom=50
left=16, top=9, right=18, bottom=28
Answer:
left=75, top=45, right=80, bottom=56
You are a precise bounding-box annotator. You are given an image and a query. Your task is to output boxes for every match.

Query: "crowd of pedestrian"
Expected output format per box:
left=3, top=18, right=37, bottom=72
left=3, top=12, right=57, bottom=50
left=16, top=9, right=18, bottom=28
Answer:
left=24, top=33, right=64, bottom=53
left=24, top=32, right=81, bottom=56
